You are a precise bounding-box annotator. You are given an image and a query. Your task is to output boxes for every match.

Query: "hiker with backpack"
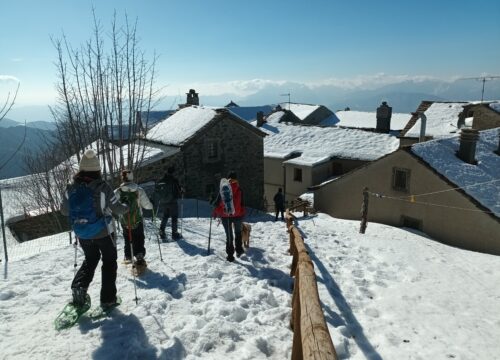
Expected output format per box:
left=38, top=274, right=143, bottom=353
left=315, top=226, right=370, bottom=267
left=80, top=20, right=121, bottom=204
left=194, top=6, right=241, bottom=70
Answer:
left=115, top=170, right=153, bottom=271
left=155, top=166, right=183, bottom=241
left=212, top=171, right=245, bottom=262
left=60, top=149, right=128, bottom=309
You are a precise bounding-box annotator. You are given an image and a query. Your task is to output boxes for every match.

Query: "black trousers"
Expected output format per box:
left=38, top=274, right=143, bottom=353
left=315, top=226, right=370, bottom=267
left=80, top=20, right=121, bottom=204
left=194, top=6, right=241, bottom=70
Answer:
left=275, top=205, right=285, bottom=220
left=221, top=217, right=243, bottom=257
left=71, top=234, right=117, bottom=303
left=160, top=202, right=179, bottom=235
left=122, top=222, right=146, bottom=259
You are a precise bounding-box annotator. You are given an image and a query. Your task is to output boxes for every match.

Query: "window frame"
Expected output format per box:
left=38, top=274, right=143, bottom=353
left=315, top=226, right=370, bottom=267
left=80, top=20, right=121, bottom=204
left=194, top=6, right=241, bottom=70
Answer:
left=392, top=167, right=411, bottom=192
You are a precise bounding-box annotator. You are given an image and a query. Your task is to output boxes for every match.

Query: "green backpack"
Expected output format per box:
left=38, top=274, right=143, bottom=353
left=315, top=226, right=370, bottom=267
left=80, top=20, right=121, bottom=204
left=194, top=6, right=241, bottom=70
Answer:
left=119, top=190, right=142, bottom=229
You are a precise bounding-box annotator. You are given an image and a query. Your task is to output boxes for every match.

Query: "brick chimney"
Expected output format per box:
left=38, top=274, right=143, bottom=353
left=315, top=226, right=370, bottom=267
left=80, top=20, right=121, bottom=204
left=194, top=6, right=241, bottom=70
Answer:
left=186, top=89, right=199, bottom=106
left=457, top=128, right=480, bottom=164
left=256, top=111, right=265, bottom=127
left=376, top=101, right=392, bottom=133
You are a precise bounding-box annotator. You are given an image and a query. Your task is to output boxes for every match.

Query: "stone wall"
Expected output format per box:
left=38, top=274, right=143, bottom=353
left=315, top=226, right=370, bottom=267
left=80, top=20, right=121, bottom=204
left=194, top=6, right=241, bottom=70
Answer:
left=472, top=106, right=500, bottom=130
left=9, top=212, right=69, bottom=242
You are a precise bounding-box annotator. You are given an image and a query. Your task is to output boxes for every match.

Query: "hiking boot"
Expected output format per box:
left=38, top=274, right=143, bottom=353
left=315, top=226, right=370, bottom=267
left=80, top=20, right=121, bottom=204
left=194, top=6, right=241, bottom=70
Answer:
left=172, top=232, right=181, bottom=240
left=71, top=287, right=88, bottom=307
left=236, top=251, right=244, bottom=258
left=226, top=255, right=235, bottom=262
left=122, top=257, right=132, bottom=264
left=100, top=297, right=119, bottom=310
left=159, top=229, right=166, bottom=237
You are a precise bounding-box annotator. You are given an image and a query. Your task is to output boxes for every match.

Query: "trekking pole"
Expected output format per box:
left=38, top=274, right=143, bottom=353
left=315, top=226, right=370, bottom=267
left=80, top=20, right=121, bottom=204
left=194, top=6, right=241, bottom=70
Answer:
left=153, top=204, right=163, bottom=262
left=73, top=234, right=78, bottom=276
left=128, top=213, right=139, bottom=305
left=207, top=216, right=213, bottom=255
left=180, top=193, right=184, bottom=236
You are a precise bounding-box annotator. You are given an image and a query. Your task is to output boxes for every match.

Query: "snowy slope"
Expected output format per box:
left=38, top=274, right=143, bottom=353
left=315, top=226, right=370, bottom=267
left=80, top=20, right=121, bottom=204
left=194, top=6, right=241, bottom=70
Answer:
left=1, top=204, right=499, bottom=359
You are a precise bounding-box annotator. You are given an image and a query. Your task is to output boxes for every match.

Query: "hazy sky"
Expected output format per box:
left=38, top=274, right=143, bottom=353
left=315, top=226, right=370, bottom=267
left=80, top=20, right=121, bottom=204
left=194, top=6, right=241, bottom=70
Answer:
left=1, top=0, right=500, bottom=106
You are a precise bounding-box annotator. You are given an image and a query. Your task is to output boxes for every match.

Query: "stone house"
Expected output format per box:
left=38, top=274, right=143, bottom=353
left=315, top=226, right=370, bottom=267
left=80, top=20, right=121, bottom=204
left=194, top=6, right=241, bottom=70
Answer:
left=314, top=127, right=500, bottom=255
left=459, top=101, right=500, bottom=130
left=259, top=110, right=400, bottom=209
left=140, top=105, right=266, bottom=209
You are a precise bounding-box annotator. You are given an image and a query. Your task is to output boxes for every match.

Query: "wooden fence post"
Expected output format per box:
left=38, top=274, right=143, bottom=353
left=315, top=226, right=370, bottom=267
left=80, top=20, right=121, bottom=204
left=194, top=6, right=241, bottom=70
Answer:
left=359, top=187, right=369, bottom=234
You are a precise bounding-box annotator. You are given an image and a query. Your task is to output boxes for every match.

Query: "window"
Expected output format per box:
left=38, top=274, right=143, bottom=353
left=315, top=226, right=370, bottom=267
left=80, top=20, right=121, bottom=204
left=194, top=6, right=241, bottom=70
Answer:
left=332, top=162, right=343, bottom=176
left=401, top=216, right=422, bottom=231
left=203, top=139, right=221, bottom=163
left=392, top=167, right=410, bottom=192
left=207, top=141, right=218, bottom=159
left=294, top=168, right=302, bottom=182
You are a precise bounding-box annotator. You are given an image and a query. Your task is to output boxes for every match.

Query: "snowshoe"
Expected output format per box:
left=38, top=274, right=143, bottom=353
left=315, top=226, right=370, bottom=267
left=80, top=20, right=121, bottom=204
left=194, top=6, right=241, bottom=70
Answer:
left=54, top=294, right=91, bottom=330
left=88, top=296, right=122, bottom=319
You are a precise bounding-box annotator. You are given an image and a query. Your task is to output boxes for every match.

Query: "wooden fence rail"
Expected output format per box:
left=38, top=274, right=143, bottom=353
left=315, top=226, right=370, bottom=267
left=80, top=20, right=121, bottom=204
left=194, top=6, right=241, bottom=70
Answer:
left=286, top=209, right=337, bottom=360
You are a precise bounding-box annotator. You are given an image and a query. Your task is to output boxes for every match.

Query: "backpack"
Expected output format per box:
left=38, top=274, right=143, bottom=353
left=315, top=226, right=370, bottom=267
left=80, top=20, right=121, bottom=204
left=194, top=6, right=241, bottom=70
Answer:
left=156, top=177, right=178, bottom=204
left=68, top=183, right=107, bottom=239
left=119, top=190, right=142, bottom=229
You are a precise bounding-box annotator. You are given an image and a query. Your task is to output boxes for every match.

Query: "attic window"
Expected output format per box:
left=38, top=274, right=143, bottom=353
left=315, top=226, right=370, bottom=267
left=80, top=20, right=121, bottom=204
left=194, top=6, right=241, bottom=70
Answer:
left=203, top=139, right=221, bottom=163
left=392, top=167, right=410, bottom=192
left=294, top=168, right=303, bottom=182
left=207, top=141, right=218, bottom=159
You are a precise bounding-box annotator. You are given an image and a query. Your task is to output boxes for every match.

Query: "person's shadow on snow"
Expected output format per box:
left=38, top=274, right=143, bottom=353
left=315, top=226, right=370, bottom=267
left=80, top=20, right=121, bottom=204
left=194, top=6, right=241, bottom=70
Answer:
left=236, top=247, right=292, bottom=294
left=175, top=237, right=208, bottom=257
left=133, top=269, right=187, bottom=299
left=79, top=311, right=157, bottom=359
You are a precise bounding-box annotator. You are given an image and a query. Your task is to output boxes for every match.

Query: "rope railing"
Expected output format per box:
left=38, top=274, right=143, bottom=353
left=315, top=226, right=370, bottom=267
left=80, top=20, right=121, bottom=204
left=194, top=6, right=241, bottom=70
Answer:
left=285, top=209, right=337, bottom=360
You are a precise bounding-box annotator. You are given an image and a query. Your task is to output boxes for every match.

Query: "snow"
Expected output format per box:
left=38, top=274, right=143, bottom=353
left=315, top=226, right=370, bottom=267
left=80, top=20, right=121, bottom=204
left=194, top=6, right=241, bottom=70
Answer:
left=260, top=111, right=399, bottom=165
left=405, top=102, right=468, bottom=138
left=146, top=106, right=217, bottom=146
left=334, top=110, right=411, bottom=130
left=281, top=103, right=319, bottom=121
left=1, top=201, right=500, bottom=359
left=412, top=127, right=500, bottom=216
left=489, top=101, right=500, bottom=113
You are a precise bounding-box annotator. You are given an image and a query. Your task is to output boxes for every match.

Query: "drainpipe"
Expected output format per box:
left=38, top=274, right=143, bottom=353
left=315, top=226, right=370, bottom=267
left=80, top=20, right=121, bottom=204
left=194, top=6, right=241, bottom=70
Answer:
left=282, top=164, right=286, bottom=208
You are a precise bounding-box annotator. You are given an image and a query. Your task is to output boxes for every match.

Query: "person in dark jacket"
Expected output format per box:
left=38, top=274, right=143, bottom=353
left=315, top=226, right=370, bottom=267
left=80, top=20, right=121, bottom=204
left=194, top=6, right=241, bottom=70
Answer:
left=273, top=188, right=285, bottom=221
left=155, top=166, right=183, bottom=241
left=212, top=171, right=245, bottom=262
left=60, top=149, right=128, bottom=308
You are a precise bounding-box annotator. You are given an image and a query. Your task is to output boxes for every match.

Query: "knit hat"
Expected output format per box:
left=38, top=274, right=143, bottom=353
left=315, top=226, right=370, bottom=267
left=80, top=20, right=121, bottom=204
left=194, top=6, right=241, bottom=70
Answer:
left=227, top=171, right=237, bottom=179
left=121, top=170, right=133, bottom=182
left=79, top=149, right=101, bottom=172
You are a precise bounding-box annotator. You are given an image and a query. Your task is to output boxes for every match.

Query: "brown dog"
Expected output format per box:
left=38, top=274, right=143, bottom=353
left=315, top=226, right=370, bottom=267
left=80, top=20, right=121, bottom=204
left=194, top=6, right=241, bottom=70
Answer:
left=241, top=222, right=251, bottom=248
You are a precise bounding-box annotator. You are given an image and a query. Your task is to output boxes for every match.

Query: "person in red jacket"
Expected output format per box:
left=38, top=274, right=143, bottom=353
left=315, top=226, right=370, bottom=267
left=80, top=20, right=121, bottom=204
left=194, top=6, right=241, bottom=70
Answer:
left=212, top=171, right=245, bottom=262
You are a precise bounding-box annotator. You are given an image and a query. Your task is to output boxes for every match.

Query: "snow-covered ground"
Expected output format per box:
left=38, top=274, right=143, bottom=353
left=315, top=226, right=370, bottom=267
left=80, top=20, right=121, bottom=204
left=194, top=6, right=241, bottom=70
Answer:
left=1, top=202, right=499, bottom=359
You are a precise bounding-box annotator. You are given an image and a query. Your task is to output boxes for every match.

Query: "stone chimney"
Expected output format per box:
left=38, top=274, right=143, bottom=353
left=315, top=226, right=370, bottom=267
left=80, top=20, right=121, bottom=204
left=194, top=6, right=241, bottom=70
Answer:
left=186, top=89, right=199, bottom=106
left=256, top=111, right=265, bottom=127
left=376, top=101, right=392, bottom=133
left=457, top=128, right=480, bottom=164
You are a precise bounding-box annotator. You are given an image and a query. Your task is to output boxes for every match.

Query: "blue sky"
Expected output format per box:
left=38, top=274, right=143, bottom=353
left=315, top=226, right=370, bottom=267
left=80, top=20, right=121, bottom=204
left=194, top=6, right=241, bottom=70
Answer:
left=1, top=0, right=500, bottom=106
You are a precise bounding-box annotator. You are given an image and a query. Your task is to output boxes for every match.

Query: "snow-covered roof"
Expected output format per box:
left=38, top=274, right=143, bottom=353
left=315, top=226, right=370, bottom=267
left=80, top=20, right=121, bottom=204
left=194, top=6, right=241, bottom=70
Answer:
left=227, top=105, right=274, bottom=122
left=146, top=106, right=217, bottom=146
left=411, top=128, right=500, bottom=216
left=489, top=101, right=500, bottom=113
left=334, top=110, right=411, bottom=130
left=405, top=102, right=468, bottom=138
left=260, top=111, right=399, bottom=166
left=280, top=103, right=319, bottom=121
left=56, top=140, right=178, bottom=174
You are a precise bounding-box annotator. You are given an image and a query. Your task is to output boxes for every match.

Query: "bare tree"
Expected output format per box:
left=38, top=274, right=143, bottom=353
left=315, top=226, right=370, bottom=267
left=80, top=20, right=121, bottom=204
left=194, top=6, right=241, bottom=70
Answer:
left=50, top=10, right=160, bottom=183
left=18, top=10, right=161, bottom=223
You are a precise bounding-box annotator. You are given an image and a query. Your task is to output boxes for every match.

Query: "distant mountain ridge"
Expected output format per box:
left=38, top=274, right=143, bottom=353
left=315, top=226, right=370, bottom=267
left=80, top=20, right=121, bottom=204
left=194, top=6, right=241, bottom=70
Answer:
left=192, top=78, right=500, bottom=113
left=0, top=117, right=56, bottom=131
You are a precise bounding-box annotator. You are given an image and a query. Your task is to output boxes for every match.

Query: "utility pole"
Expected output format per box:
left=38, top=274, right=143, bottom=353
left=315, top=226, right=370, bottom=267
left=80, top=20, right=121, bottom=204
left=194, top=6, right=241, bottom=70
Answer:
left=280, top=93, right=291, bottom=110
left=459, top=76, right=500, bottom=102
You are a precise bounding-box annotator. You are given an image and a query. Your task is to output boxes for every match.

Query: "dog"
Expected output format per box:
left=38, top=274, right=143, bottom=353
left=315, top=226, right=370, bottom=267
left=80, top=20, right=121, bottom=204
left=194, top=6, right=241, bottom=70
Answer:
left=241, top=222, right=251, bottom=248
